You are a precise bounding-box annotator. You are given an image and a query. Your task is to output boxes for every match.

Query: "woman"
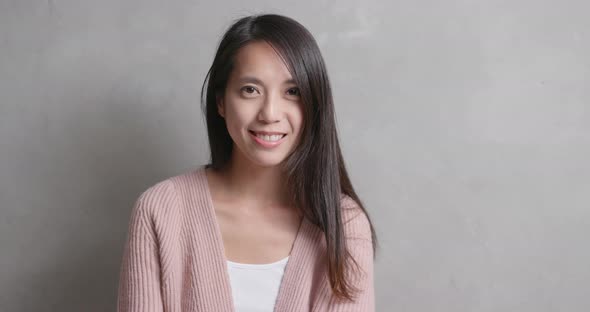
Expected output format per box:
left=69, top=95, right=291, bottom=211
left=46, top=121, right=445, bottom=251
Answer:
left=117, top=13, right=378, bottom=312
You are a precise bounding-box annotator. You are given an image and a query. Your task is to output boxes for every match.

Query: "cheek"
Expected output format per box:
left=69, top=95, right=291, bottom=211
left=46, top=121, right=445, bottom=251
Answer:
left=224, top=102, right=253, bottom=133
left=292, top=105, right=305, bottom=134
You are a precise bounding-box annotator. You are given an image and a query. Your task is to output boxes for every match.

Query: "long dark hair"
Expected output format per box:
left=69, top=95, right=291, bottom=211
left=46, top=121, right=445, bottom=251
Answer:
left=200, top=13, right=378, bottom=301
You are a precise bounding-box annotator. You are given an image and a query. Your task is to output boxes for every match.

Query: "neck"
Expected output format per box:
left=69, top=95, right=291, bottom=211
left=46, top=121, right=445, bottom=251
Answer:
left=217, top=148, right=290, bottom=208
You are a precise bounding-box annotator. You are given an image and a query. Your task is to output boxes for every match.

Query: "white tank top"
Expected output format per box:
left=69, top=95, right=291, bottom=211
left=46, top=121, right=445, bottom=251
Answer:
left=226, top=256, right=290, bottom=312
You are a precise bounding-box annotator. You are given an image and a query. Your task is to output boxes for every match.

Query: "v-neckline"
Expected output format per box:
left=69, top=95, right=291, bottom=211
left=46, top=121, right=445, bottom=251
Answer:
left=198, top=165, right=308, bottom=311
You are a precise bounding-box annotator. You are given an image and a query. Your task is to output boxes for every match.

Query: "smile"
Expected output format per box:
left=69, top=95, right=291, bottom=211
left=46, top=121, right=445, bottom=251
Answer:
left=248, top=130, right=287, bottom=148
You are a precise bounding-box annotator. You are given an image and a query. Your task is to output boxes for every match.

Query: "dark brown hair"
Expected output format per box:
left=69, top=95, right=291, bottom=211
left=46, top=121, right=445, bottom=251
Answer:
left=200, top=13, right=378, bottom=301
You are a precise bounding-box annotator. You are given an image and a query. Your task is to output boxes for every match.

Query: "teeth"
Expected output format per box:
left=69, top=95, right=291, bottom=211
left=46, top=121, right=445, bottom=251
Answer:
left=255, top=133, right=284, bottom=142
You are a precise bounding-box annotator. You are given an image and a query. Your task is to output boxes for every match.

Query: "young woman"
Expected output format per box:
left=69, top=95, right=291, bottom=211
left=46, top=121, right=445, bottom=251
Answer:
left=117, top=13, right=378, bottom=312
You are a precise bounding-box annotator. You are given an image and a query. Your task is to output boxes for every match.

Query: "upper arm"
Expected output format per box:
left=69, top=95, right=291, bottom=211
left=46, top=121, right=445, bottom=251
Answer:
left=333, top=196, right=375, bottom=310
left=117, top=186, right=168, bottom=312
left=313, top=195, right=376, bottom=312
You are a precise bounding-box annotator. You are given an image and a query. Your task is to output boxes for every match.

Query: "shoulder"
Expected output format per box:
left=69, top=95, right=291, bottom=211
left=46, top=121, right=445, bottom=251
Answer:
left=133, top=167, right=200, bottom=216
left=133, top=179, right=178, bottom=216
left=339, top=194, right=372, bottom=242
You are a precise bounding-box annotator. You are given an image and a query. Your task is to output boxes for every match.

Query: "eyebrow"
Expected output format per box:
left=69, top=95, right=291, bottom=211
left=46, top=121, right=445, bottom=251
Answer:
left=236, top=76, right=296, bottom=85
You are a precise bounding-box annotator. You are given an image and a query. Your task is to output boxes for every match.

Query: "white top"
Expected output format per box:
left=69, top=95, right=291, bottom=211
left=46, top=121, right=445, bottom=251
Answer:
left=226, top=256, right=290, bottom=312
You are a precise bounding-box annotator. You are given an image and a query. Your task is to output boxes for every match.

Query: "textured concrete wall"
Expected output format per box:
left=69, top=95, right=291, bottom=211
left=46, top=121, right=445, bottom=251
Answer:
left=1, top=0, right=589, bottom=311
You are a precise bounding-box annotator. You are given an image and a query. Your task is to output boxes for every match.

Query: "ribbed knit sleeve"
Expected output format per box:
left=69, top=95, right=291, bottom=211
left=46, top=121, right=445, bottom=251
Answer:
left=117, top=187, right=165, bottom=312
left=313, top=196, right=376, bottom=311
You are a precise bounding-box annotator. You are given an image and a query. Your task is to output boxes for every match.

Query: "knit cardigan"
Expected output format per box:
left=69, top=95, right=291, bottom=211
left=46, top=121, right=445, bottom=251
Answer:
left=117, top=165, right=375, bottom=311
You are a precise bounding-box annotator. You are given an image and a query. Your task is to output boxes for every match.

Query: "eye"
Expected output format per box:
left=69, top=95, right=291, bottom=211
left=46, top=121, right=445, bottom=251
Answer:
left=241, top=86, right=259, bottom=95
left=287, top=87, right=300, bottom=96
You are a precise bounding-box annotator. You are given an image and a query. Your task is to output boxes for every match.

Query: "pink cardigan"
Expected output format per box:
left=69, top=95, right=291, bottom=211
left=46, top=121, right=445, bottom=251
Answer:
left=117, top=165, right=375, bottom=311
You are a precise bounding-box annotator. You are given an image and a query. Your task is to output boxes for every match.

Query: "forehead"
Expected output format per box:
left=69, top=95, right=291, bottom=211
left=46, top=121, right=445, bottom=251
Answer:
left=230, top=41, right=294, bottom=83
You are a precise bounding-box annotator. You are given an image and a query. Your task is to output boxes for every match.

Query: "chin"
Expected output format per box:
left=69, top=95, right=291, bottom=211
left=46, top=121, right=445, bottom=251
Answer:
left=252, top=158, right=286, bottom=168
left=236, top=147, right=292, bottom=170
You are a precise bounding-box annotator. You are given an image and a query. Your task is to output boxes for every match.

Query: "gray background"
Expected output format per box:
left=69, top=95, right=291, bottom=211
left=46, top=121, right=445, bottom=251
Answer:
left=1, top=0, right=589, bottom=311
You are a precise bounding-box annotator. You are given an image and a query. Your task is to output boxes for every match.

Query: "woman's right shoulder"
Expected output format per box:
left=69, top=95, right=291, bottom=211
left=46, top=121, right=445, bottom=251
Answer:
left=132, top=179, right=179, bottom=219
left=133, top=165, right=206, bottom=215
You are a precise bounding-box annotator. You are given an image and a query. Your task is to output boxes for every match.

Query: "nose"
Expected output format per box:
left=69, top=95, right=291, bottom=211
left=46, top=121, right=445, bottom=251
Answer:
left=258, top=91, right=282, bottom=123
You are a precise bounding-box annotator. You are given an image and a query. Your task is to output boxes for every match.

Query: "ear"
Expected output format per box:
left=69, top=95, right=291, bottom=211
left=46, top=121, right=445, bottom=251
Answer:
left=216, top=95, right=225, bottom=118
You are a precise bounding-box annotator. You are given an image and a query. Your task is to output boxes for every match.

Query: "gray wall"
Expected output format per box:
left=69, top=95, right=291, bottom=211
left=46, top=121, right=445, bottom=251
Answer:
left=1, top=0, right=589, bottom=311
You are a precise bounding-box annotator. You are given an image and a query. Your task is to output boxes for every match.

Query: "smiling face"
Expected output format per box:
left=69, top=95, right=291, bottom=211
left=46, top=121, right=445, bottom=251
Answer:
left=217, top=40, right=305, bottom=168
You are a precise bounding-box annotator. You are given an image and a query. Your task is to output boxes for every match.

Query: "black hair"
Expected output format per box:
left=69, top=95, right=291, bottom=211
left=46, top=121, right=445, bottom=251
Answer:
left=200, top=13, right=378, bottom=301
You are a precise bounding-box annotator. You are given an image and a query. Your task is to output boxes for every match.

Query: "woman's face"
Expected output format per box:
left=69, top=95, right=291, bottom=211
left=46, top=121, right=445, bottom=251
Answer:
left=218, top=40, right=304, bottom=168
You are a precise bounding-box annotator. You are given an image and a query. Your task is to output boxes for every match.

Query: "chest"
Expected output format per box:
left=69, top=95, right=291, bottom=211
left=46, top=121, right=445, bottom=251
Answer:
left=213, top=200, right=301, bottom=264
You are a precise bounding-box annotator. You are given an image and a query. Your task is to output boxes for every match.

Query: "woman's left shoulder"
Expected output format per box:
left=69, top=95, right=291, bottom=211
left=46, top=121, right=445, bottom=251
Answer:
left=339, top=194, right=372, bottom=240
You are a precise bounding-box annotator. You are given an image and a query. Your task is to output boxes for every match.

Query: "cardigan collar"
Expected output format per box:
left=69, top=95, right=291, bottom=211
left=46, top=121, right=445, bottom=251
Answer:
left=195, top=165, right=318, bottom=311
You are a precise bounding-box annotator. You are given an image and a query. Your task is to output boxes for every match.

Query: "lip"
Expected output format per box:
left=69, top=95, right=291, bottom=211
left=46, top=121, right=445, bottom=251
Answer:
left=249, top=131, right=287, bottom=148
left=249, top=130, right=287, bottom=135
